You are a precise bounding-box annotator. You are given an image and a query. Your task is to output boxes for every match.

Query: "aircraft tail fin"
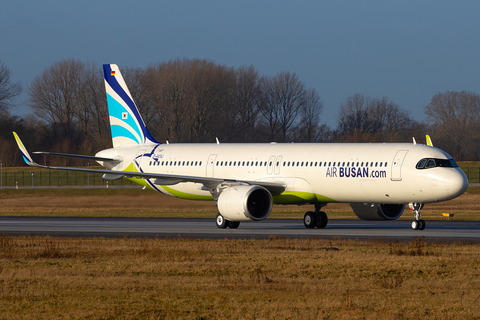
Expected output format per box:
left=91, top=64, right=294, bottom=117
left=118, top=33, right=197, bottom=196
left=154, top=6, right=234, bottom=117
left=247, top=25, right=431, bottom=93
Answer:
left=103, top=64, right=158, bottom=148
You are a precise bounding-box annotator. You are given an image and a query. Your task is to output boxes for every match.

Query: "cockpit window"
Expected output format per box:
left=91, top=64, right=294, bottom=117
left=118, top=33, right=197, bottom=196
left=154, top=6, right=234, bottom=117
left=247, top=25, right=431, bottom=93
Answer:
left=416, top=159, right=427, bottom=169
left=426, top=159, right=436, bottom=168
left=416, top=158, right=458, bottom=169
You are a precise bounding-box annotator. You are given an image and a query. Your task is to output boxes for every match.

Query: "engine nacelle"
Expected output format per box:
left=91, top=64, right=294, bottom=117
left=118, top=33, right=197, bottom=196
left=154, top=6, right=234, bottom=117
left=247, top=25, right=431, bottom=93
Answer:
left=217, top=185, right=273, bottom=222
left=350, top=203, right=405, bottom=221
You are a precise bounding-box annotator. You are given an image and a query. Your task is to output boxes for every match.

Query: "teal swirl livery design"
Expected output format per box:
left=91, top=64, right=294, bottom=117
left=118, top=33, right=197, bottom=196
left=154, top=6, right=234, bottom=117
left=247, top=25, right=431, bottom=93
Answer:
left=103, top=64, right=158, bottom=148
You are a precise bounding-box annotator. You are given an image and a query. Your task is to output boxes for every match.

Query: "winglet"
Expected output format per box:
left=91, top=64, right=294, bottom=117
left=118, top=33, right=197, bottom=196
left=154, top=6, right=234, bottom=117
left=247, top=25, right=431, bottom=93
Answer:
left=426, top=135, right=433, bottom=147
left=12, top=132, right=37, bottom=166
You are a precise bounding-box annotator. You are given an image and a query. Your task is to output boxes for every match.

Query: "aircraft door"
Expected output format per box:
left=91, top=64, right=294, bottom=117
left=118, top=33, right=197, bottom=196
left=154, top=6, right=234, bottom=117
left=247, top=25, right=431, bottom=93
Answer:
left=267, top=155, right=275, bottom=175
left=391, top=150, right=408, bottom=181
left=274, top=156, right=283, bottom=175
left=206, top=154, right=217, bottom=177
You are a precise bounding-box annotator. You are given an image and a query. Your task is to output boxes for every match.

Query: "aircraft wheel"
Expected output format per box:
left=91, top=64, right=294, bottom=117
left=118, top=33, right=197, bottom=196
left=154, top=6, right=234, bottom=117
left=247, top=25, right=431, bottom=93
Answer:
left=216, top=213, right=228, bottom=229
left=228, top=221, right=240, bottom=229
left=303, top=211, right=317, bottom=229
left=411, top=220, right=419, bottom=230
left=316, top=211, right=328, bottom=228
left=418, top=219, right=426, bottom=230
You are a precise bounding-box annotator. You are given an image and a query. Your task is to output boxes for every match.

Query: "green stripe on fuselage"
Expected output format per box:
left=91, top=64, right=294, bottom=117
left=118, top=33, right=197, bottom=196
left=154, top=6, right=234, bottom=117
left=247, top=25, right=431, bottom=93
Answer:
left=273, top=191, right=338, bottom=204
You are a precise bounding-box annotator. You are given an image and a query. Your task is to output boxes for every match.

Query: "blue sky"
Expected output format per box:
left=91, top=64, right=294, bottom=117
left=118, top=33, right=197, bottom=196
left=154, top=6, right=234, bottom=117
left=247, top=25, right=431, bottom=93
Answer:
left=1, top=0, right=479, bottom=126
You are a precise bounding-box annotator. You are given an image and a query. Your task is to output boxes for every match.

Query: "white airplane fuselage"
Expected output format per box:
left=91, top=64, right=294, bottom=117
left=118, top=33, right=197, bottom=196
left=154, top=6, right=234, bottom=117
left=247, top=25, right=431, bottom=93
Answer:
left=97, top=142, right=468, bottom=205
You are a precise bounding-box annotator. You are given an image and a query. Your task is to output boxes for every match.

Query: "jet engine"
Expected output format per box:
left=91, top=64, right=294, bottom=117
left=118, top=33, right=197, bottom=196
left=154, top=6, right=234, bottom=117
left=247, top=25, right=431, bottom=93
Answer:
left=217, top=185, right=273, bottom=222
left=350, top=203, right=405, bottom=220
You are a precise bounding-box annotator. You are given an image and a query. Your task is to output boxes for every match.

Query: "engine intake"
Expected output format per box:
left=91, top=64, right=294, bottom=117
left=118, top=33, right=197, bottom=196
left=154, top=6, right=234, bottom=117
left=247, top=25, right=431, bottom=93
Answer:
left=218, top=185, right=273, bottom=222
left=350, top=203, right=405, bottom=220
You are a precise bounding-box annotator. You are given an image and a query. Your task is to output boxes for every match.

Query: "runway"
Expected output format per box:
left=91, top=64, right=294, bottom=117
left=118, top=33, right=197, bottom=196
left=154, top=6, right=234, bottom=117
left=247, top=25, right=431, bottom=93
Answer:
left=0, top=217, right=479, bottom=241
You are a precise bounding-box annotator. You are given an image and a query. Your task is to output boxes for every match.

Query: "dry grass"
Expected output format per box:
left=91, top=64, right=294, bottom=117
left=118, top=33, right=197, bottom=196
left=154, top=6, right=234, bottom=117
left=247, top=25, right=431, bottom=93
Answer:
left=0, top=236, right=479, bottom=319
left=1, top=187, right=480, bottom=221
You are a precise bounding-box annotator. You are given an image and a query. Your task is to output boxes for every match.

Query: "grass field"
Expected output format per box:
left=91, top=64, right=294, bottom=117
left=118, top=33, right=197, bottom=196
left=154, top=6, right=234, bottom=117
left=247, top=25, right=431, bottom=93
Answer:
left=1, top=236, right=479, bottom=319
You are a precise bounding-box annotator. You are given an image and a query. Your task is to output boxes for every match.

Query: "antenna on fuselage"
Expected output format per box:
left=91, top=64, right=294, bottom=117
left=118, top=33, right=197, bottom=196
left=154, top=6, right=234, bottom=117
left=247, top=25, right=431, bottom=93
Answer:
left=412, top=137, right=416, bottom=145
left=216, top=137, right=220, bottom=145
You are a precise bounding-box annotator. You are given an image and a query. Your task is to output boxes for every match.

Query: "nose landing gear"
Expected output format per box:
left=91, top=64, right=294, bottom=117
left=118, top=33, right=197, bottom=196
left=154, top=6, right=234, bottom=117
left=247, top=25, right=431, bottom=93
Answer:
left=409, top=203, right=425, bottom=230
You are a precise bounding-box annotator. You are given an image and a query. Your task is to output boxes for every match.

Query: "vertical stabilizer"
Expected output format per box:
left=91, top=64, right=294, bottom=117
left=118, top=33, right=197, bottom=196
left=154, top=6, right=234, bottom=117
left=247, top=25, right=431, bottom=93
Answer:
left=103, top=64, right=158, bottom=148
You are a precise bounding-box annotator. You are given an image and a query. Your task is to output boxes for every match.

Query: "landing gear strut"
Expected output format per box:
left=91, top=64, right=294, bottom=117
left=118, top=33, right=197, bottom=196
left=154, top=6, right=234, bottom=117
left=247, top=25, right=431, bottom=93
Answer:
left=303, top=204, right=328, bottom=229
left=409, top=203, right=425, bottom=230
left=215, top=213, right=240, bottom=229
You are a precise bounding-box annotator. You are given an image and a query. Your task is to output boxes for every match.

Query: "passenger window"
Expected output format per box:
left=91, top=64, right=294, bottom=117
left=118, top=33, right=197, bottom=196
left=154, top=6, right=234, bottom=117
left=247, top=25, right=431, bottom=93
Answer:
left=199, top=161, right=202, bottom=166
left=375, top=162, right=378, bottom=167
left=333, top=162, right=335, bottom=166
left=380, top=163, right=382, bottom=167
left=315, top=162, right=317, bottom=167
left=277, top=162, right=279, bottom=166
left=256, top=161, right=258, bottom=166
left=370, top=162, right=373, bottom=167
left=346, top=162, right=349, bottom=167
left=328, top=162, right=331, bottom=166
left=301, top=162, right=304, bottom=166
left=356, top=162, right=359, bottom=167
left=384, top=162, right=388, bottom=167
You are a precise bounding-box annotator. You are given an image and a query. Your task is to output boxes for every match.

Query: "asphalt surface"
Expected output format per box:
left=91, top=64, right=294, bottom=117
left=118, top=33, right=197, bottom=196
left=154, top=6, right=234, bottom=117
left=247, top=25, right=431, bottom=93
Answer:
left=0, top=217, right=478, bottom=242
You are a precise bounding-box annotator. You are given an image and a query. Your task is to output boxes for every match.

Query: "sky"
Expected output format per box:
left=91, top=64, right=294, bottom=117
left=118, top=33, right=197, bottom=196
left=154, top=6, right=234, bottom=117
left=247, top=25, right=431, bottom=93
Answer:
left=1, top=0, right=479, bottom=126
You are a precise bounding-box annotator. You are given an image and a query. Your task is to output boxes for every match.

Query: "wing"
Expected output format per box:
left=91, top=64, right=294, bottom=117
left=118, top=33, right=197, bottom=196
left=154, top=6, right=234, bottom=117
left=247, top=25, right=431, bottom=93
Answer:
left=13, top=132, right=286, bottom=195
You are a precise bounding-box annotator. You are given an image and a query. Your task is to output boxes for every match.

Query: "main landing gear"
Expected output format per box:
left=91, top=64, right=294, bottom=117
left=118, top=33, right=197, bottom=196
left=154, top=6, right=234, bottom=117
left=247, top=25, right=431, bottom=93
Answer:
left=409, top=202, right=425, bottom=230
left=303, top=204, right=328, bottom=229
left=216, top=213, right=240, bottom=229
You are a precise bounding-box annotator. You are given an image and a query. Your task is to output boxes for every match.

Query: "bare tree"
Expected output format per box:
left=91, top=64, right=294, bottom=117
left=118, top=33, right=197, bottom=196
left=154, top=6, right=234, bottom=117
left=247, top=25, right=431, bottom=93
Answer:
left=261, top=72, right=306, bottom=142
left=295, top=88, right=324, bottom=142
left=28, top=59, right=84, bottom=139
left=336, top=94, right=415, bottom=143
left=0, top=61, right=22, bottom=113
left=424, top=90, right=480, bottom=159
left=336, top=93, right=377, bottom=142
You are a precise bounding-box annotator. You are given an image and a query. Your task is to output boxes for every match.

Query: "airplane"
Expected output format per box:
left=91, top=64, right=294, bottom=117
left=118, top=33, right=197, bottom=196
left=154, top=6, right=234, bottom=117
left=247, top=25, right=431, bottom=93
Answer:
left=13, top=64, right=469, bottom=231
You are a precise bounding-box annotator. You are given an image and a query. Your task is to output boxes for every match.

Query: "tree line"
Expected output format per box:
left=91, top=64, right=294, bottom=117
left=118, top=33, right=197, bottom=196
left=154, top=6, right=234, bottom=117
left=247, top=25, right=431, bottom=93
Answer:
left=0, top=58, right=479, bottom=166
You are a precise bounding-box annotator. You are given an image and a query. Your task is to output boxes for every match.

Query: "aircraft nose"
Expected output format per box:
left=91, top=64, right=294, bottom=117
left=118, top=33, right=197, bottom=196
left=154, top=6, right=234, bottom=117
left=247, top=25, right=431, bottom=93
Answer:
left=445, top=168, right=468, bottom=199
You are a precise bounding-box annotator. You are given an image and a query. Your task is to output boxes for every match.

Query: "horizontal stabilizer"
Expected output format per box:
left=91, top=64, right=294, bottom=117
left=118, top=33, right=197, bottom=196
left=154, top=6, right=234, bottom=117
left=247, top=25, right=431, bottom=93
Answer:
left=32, top=151, right=121, bottom=162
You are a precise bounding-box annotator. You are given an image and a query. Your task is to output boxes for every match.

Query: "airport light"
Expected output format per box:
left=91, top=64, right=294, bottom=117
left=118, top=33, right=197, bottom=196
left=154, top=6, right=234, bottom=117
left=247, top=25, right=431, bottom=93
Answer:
left=30, top=171, right=34, bottom=188
left=1, top=162, right=3, bottom=189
